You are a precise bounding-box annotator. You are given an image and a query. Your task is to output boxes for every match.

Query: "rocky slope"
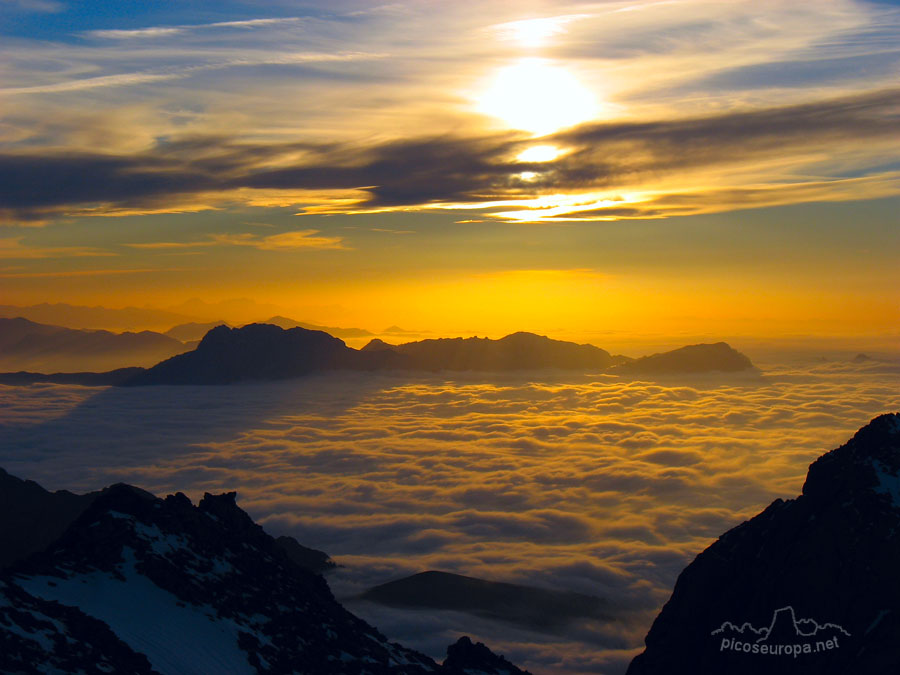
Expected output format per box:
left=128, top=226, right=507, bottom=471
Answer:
left=0, top=473, right=529, bottom=674
left=627, top=412, right=900, bottom=675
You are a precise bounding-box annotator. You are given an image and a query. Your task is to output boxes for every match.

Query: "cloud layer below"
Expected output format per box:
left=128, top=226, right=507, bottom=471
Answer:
left=1, top=358, right=897, bottom=673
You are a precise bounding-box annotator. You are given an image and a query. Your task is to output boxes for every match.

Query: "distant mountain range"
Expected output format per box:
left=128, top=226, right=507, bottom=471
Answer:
left=263, top=315, right=374, bottom=338
left=0, top=317, right=189, bottom=372
left=0, top=303, right=196, bottom=332
left=0, top=322, right=758, bottom=385
left=123, top=325, right=755, bottom=386
left=164, top=320, right=230, bottom=342
left=0, top=470, right=531, bottom=674
left=628, top=412, right=900, bottom=675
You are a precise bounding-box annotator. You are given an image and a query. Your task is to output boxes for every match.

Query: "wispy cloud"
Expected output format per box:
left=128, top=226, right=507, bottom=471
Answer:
left=86, top=17, right=306, bottom=40
left=0, top=267, right=171, bottom=278
left=0, top=236, right=114, bottom=259
left=127, top=230, right=346, bottom=251
left=3, top=86, right=897, bottom=224
left=0, top=51, right=384, bottom=96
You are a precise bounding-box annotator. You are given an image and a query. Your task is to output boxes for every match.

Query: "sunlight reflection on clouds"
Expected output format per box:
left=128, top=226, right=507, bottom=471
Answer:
left=0, top=360, right=897, bottom=673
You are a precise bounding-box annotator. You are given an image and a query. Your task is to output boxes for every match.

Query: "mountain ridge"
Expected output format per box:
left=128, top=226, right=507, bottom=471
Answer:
left=120, top=324, right=755, bottom=385
left=0, top=472, right=530, bottom=675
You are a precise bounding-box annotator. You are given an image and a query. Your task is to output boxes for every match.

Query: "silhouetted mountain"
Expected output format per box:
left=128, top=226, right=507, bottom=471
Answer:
left=125, top=323, right=406, bottom=385
left=613, top=342, right=754, bottom=374
left=264, top=315, right=374, bottom=338
left=0, top=302, right=194, bottom=332
left=362, top=332, right=629, bottom=371
left=0, top=317, right=188, bottom=372
left=0, top=468, right=98, bottom=570
left=165, top=320, right=230, bottom=342
left=362, top=570, right=611, bottom=632
left=442, top=636, right=533, bottom=675
left=0, top=367, right=145, bottom=386
left=0, top=472, right=528, bottom=674
left=627, top=412, right=900, bottom=675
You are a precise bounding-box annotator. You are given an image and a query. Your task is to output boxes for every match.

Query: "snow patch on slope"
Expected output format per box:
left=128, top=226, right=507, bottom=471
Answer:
left=17, top=548, right=254, bottom=675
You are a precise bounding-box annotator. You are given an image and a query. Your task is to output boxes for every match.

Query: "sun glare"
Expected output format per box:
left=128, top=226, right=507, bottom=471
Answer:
left=478, top=59, right=598, bottom=136
left=516, top=145, right=562, bottom=162
left=496, top=17, right=569, bottom=47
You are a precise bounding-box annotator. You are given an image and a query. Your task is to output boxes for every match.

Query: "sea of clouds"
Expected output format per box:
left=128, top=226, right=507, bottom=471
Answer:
left=1, top=357, right=897, bottom=674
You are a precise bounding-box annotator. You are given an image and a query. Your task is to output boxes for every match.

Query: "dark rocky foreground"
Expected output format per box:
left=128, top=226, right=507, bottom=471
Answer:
left=628, top=412, right=900, bottom=675
left=0, top=473, right=530, bottom=674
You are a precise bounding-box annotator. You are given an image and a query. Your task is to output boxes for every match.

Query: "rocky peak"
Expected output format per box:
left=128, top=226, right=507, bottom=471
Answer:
left=627, top=412, right=900, bottom=675
left=802, top=413, right=900, bottom=508
left=442, top=636, right=533, bottom=675
left=1, top=472, right=532, bottom=674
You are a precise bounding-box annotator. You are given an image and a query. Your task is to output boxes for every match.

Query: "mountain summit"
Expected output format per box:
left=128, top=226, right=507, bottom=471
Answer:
left=124, top=323, right=404, bottom=385
left=0, top=473, right=530, bottom=674
left=627, top=412, right=900, bottom=675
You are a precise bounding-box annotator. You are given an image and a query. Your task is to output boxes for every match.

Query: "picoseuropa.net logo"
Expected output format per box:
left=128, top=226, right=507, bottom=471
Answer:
left=711, top=606, right=850, bottom=658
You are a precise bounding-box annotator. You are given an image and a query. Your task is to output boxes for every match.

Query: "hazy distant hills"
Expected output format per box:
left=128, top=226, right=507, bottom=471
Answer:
left=0, top=317, right=189, bottom=372
left=263, top=315, right=375, bottom=338
left=362, top=570, right=612, bottom=632
left=362, top=331, right=629, bottom=371
left=0, top=303, right=195, bottom=332
left=164, top=320, right=230, bottom=342
left=628, top=412, right=900, bottom=675
left=0, top=470, right=528, bottom=674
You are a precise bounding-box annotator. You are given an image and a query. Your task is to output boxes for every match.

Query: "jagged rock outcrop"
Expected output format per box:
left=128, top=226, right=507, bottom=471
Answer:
left=627, top=412, right=900, bottom=675
left=442, top=636, right=533, bottom=675
left=0, top=473, right=530, bottom=674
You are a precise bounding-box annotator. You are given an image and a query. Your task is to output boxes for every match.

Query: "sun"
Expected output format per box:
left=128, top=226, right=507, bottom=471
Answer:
left=477, top=58, right=598, bottom=136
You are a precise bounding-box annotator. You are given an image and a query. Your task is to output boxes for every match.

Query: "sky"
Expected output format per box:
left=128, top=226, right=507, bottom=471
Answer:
left=1, top=0, right=898, bottom=341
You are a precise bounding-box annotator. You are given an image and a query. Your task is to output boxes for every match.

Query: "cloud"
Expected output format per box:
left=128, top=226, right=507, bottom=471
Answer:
left=86, top=17, right=307, bottom=40
left=211, top=230, right=346, bottom=250
left=1, top=361, right=897, bottom=673
left=0, top=51, right=384, bottom=96
left=0, top=268, right=179, bottom=278
left=127, top=229, right=346, bottom=251
left=0, top=236, right=114, bottom=259
left=2, top=87, right=898, bottom=225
